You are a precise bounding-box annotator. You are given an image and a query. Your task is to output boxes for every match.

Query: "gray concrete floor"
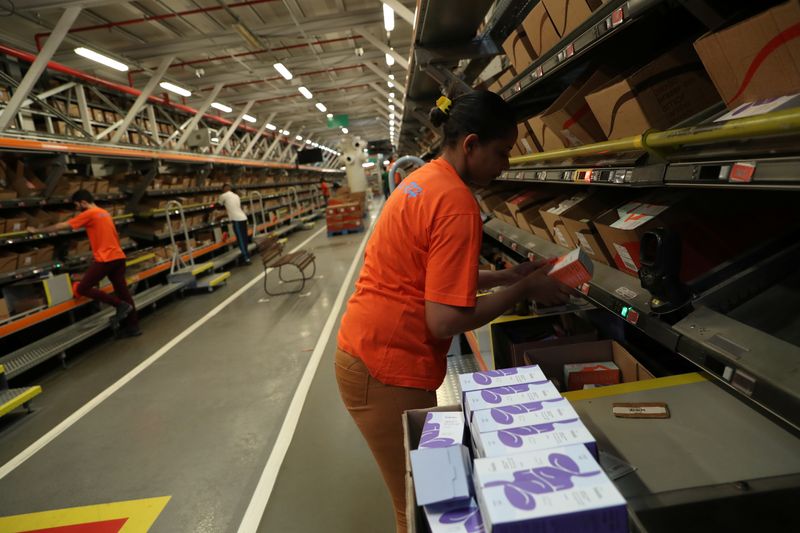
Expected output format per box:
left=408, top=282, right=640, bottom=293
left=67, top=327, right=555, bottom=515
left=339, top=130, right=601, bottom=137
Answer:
left=0, top=212, right=395, bottom=532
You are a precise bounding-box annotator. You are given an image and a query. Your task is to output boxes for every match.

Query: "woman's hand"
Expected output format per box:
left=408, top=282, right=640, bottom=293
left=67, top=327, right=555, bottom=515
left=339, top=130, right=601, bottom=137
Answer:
left=518, top=263, right=573, bottom=307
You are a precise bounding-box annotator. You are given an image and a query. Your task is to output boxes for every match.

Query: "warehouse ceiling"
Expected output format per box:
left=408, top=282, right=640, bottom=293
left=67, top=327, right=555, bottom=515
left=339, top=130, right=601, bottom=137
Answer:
left=1, top=0, right=415, bottom=148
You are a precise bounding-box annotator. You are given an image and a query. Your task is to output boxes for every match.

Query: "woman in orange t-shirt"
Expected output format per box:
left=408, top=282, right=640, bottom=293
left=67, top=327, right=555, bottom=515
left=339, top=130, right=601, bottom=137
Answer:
left=335, top=91, right=571, bottom=532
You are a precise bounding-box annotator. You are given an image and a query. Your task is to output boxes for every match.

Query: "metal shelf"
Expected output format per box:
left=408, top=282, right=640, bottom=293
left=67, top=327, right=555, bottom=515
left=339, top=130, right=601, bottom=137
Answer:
left=0, top=192, right=126, bottom=210
left=0, top=214, right=133, bottom=245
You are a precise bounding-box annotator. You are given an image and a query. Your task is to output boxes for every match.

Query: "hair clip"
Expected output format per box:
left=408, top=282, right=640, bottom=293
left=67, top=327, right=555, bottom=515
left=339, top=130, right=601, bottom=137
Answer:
left=436, top=95, right=452, bottom=115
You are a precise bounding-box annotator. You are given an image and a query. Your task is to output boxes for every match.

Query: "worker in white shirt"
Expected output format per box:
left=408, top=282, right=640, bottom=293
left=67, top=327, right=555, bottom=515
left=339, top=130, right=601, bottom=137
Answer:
left=217, top=184, right=251, bottom=264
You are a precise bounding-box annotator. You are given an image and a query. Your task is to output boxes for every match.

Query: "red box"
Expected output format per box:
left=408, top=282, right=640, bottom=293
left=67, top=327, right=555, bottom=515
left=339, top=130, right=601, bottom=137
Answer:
left=547, top=247, right=593, bottom=287
left=564, top=361, right=621, bottom=391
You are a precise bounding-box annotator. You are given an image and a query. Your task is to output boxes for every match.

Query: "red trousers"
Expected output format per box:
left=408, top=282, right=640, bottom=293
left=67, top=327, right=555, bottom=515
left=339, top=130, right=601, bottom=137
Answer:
left=76, top=259, right=138, bottom=327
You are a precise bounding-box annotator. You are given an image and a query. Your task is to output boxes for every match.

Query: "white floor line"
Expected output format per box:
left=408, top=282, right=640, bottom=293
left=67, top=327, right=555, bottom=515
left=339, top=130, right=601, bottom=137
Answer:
left=0, top=224, right=327, bottom=482
left=236, top=201, right=382, bottom=533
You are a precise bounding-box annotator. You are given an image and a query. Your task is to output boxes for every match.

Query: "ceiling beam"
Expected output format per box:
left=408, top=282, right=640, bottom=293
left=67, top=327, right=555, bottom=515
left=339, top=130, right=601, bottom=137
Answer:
left=382, top=0, right=416, bottom=25
left=357, top=30, right=409, bottom=70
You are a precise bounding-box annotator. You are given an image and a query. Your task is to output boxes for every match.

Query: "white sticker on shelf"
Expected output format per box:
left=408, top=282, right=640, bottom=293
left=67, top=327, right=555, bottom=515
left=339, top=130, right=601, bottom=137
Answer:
left=611, top=204, right=669, bottom=230
left=554, top=226, right=570, bottom=247
left=615, top=286, right=638, bottom=300
left=575, top=233, right=596, bottom=256
left=613, top=243, right=638, bottom=272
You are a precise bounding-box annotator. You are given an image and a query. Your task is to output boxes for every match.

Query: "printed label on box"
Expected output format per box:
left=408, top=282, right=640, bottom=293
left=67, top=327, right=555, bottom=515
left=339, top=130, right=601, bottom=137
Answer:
left=459, top=365, right=547, bottom=394
left=613, top=243, right=639, bottom=272
left=553, top=226, right=570, bottom=247
left=424, top=498, right=486, bottom=533
left=610, top=204, right=669, bottom=230
left=575, top=233, right=596, bottom=256
left=471, top=398, right=579, bottom=434
left=419, top=412, right=465, bottom=449
left=465, top=381, right=561, bottom=419
left=715, top=95, right=797, bottom=122
left=475, top=419, right=596, bottom=458
left=547, top=195, right=585, bottom=215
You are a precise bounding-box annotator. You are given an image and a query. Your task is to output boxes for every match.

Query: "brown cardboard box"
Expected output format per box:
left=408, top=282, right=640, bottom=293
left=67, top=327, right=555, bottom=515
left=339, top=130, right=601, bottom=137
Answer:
left=69, top=239, right=92, bottom=255
left=33, top=244, right=54, bottom=265
left=0, top=189, right=17, bottom=200
left=524, top=339, right=654, bottom=390
left=694, top=1, right=800, bottom=108
left=9, top=162, right=44, bottom=197
left=539, top=193, right=592, bottom=248
left=505, top=188, right=557, bottom=222
left=493, top=202, right=518, bottom=226
left=94, top=180, right=110, bottom=194
left=528, top=115, right=568, bottom=152
left=542, top=69, right=612, bottom=146
left=0, top=251, right=18, bottom=273
left=475, top=190, right=509, bottom=216
left=3, top=215, right=27, bottom=233
left=17, top=249, right=37, bottom=269
left=502, top=29, right=535, bottom=73
left=521, top=1, right=562, bottom=57
left=586, top=44, right=721, bottom=140
left=68, top=103, right=80, bottom=118
left=541, top=0, right=604, bottom=38
left=556, top=191, right=634, bottom=265
left=492, top=313, right=598, bottom=368
left=0, top=297, right=9, bottom=320
left=103, top=110, right=116, bottom=124
left=516, top=204, right=555, bottom=242
left=24, top=210, right=55, bottom=228
left=91, top=107, right=105, bottom=123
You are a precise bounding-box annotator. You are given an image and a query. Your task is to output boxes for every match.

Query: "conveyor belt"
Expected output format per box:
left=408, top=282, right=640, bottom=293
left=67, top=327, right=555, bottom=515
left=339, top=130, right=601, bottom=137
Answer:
left=0, top=386, right=42, bottom=417
left=0, top=282, right=185, bottom=379
left=436, top=353, right=480, bottom=406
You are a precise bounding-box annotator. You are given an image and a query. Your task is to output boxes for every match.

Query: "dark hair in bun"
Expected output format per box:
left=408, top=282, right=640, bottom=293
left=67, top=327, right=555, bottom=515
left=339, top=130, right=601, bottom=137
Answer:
left=428, top=90, right=516, bottom=147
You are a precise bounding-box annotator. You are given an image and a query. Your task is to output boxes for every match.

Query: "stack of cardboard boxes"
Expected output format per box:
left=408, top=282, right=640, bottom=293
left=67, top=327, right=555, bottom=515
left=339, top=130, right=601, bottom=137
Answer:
left=326, top=191, right=366, bottom=234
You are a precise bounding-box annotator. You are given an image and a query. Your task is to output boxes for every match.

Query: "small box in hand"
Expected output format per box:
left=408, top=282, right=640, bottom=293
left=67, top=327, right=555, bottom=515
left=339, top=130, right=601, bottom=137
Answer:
left=547, top=247, right=593, bottom=287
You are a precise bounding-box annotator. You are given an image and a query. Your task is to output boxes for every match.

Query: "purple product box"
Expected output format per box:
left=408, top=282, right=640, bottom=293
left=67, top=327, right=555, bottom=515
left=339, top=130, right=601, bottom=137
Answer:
left=470, top=397, right=580, bottom=434
left=458, top=365, right=547, bottom=403
left=424, top=498, right=486, bottom=533
left=473, top=418, right=598, bottom=459
left=473, top=445, right=627, bottom=533
left=410, top=444, right=473, bottom=506
left=419, top=411, right=466, bottom=449
left=463, top=381, right=561, bottom=422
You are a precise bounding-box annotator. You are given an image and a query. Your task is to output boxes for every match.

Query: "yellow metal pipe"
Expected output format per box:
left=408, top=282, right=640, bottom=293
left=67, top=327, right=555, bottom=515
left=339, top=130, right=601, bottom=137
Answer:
left=509, top=135, right=644, bottom=166
left=645, top=107, right=800, bottom=148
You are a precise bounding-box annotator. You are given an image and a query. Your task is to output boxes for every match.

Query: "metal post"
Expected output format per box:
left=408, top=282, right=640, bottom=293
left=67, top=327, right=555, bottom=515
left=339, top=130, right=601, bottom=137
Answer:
left=21, top=82, right=76, bottom=108
left=382, top=0, right=415, bottom=25
left=147, top=104, right=160, bottom=146
left=262, top=120, right=292, bottom=161
left=75, top=83, right=93, bottom=136
left=213, top=100, right=255, bottom=155
left=0, top=6, right=82, bottom=131
left=112, top=56, right=174, bottom=144
left=175, top=83, right=223, bottom=149
left=279, top=128, right=302, bottom=162
left=242, top=112, right=275, bottom=158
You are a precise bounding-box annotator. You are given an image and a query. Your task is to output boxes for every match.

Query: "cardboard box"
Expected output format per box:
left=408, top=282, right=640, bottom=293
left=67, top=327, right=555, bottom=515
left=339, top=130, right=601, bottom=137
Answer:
left=502, top=29, right=535, bottom=73
left=516, top=204, right=555, bottom=242
left=553, top=190, right=631, bottom=264
left=564, top=361, right=620, bottom=391
left=542, top=69, right=611, bottom=146
left=541, top=0, right=604, bottom=37
left=470, top=396, right=579, bottom=434
left=464, top=381, right=561, bottom=421
left=539, top=193, right=591, bottom=248
left=0, top=297, right=9, bottom=320
left=458, top=365, right=547, bottom=403
left=474, top=190, right=508, bottom=216
left=423, top=498, right=485, bottom=533
left=410, top=444, right=472, bottom=506
left=94, top=180, right=110, bottom=194
left=492, top=202, right=517, bottom=226
left=473, top=445, right=627, bottom=532
left=0, top=251, right=18, bottom=273
left=547, top=247, right=594, bottom=287
left=528, top=115, right=568, bottom=152
left=586, top=44, right=721, bottom=140
left=3, top=215, right=27, bottom=233
left=91, top=107, right=105, bottom=123
left=504, top=189, right=556, bottom=223
left=694, top=1, right=800, bottom=108
left=17, top=249, right=37, bottom=269
left=521, top=1, right=562, bottom=57
left=473, top=418, right=598, bottom=459
left=524, top=340, right=655, bottom=386
left=0, top=189, right=16, bottom=200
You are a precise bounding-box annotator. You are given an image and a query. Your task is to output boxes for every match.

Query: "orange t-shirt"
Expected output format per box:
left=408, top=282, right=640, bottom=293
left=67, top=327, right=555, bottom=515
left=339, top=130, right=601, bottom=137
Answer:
left=338, top=158, right=482, bottom=390
left=69, top=207, right=126, bottom=263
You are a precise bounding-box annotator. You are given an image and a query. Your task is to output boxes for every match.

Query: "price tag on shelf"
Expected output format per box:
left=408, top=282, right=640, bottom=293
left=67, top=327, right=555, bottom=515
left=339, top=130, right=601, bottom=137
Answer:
left=612, top=7, right=625, bottom=27
left=532, top=66, right=543, bottom=79
left=730, top=161, right=756, bottom=183
left=566, top=43, right=575, bottom=58
left=498, top=234, right=504, bottom=243
left=615, top=286, right=638, bottom=300
left=510, top=242, right=518, bottom=252
left=580, top=283, right=591, bottom=296
left=528, top=252, right=537, bottom=261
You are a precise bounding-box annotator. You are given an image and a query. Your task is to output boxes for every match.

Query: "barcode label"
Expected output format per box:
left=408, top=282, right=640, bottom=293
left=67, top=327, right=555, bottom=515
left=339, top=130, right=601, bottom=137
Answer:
left=614, top=243, right=638, bottom=272
left=554, top=227, right=570, bottom=247
left=575, top=233, right=596, bottom=256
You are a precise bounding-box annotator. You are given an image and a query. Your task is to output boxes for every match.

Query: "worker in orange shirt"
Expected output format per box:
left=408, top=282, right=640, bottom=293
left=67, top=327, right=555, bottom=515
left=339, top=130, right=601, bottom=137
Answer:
left=335, top=92, right=571, bottom=532
left=320, top=178, right=330, bottom=205
left=28, top=189, right=140, bottom=338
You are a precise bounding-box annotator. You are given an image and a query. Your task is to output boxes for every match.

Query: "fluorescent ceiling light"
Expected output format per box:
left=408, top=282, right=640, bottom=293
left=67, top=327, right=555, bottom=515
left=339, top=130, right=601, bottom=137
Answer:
left=282, top=130, right=290, bottom=135
left=389, top=92, right=395, bottom=99
left=389, top=113, right=395, bottom=119
left=298, top=86, right=313, bottom=99
left=159, top=81, right=191, bottom=97
left=387, top=81, right=394, bottom=88
left=385, top=52, right=395, bottom=67
left=339, top=166, right=346, bottom=170
left=74, top=47, right=128, bottom=72
left=211, top=137, right=219, bottom=142
left=383, top=160, right=390, bottom=165
left=388, top=104, right=395, bottom=111
left=211, top=102, right=232, bottom=113
left=242, top=114, right=257, bottom=123
left=315, top=102, right=327, bottom=112
left=326, top=113, right=333, bottom=118
left=306, top=139, right=312, bottom=144
left=362, top=162, right=375, bottom=168
left=274, top=62, right=293, bottom=80
left=266, top=123, right=277, bottom=131
left=341, top=127, right=349, bottom=134
left=296, top=135, right=303, bottom=141
left=389, top=74, right=395, bottom=80
left=383, top=3, right=395, bottom=32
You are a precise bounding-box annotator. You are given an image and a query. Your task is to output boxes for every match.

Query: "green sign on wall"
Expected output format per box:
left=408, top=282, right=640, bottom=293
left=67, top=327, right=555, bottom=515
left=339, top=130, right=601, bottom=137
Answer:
left=327, top=114, right=349, bottom=128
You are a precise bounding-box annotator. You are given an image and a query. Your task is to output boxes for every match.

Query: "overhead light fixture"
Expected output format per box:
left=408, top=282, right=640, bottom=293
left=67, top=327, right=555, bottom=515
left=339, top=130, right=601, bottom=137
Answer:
left=74, top=47, right=129, bottom=72
left=326, top=113, right=333, bottom=118
left=296, top=135, right=303, bottom=141
left=274, top=62, right=293, bottom=80
left=266, top=123, right=277, bottom=131
left=211, top=137, right=220, bottom=143
left=389, top=113, right=395, bottom=120
left=211, top=102, right=232, bottom=113
left=341, top=127, right=349, bottom=134
left=383, top=3, right=395, bottom=32
left=339, top=166, right=346, bottom=170
left=306, top=139, right=312, bottom=144
left=388, top=104, right=395, bottom=111
left=282, top=129, right=290, bottom=135
left=389, top=92, right=395, bottom=99
left=234, top=23, right=262, bottom=49
left=298, top=86, right=313, bottom=99
left=389, top=74, right=395, bottom=80
left=242, top=114, right=257, bottom=123
left=388, top=81, right=394, bottom=88
left=385, top=51, right=395, bottom=67
left=159, top=81, right=192, bottom=97
left=315, top=102, right=327, bottom=112
left=383, top=160, right=390, bottom=165
left=362, top=162, right=375, bottom=168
